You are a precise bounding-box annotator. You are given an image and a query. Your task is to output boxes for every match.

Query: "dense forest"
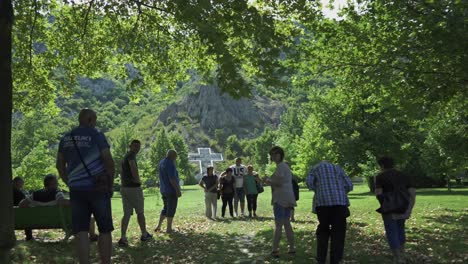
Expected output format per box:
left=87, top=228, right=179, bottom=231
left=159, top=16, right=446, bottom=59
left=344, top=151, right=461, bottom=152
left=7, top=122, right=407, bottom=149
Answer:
left=8, top=0, right=467, bottom=192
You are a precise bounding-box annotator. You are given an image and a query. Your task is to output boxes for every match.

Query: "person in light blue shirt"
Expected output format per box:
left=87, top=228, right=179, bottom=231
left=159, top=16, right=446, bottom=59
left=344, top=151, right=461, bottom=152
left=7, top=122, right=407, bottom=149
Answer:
left=307, top=161, right=353, bottom=264
left=154, top=149, right=181, bottom=233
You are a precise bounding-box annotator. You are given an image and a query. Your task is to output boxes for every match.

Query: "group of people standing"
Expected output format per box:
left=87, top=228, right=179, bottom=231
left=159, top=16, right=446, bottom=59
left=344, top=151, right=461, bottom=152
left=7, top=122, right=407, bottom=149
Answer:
left=199, top=157, right=262, bottom=219
left=13, top=108, right=417, bottom=264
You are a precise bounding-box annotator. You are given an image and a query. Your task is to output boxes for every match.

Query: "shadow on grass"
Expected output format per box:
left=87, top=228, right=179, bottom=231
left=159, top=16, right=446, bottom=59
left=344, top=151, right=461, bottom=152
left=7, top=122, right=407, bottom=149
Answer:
left=10, top=213, right=468, bottom=264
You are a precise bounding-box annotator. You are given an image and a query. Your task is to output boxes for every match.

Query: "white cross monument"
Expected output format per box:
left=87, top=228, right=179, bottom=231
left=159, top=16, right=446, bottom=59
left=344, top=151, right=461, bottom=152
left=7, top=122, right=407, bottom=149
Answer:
left=188, top=147, right=224, bottom=181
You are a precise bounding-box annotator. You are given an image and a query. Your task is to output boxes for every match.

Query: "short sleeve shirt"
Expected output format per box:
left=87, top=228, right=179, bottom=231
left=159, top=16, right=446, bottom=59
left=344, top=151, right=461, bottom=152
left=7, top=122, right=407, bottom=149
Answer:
left=121, top=152, right=141, bottom=187
left=244, top=174, right=258, bottom=195
left=13, top=188, right=26, bottom=206
left=201, top=175, right=218, bottom=193
left=31, top=189, right=65, bottom=202
left=271, top=162, right=296, bottom=207
left=220, top=177, right=235, bottom=194
left=230, top=164, right=247, bottom=188
left=159, top=158, right=180, bottom=194
left=58, top=126, right=110, bottom=191
left=375, top=169, right=412, bottom=193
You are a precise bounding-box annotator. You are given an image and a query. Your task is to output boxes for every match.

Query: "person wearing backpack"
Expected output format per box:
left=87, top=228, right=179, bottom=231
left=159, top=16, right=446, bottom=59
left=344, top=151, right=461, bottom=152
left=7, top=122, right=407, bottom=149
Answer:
left=375, top=157, right=416, bottom=264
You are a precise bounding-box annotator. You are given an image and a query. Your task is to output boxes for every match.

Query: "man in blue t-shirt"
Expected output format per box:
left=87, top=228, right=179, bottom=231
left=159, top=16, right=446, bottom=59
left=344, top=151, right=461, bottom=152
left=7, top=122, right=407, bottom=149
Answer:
left=56, top=108, right=115, bottom=264
left=154, top=149, right=181, bottom=233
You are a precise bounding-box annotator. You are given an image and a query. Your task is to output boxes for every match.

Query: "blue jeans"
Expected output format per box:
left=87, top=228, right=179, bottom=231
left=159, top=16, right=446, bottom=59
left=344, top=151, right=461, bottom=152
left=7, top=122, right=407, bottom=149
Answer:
left=382, top=214, right=406, bottom=249
left=70, top=191, right=114, bottom=234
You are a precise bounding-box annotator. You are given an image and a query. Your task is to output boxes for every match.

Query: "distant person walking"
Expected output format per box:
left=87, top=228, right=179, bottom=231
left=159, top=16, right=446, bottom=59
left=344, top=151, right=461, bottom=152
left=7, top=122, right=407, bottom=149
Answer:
left=264, top=146, right=296, bottom=258
left=375, top=157, right=416, bottom=264
left=219, top=168, right=235, bottom=218
left=56, top=108, right=115, bottom=264
left=154, top=150, right=182, bottom=233
left=199, top=166, right=219, bottom=220
left=244, top=165, right=260, bottom=218
left=118, top=140, right=152, bottom=247
left=230, top=157, right=247, bottom=217
left=307, top=160, right=353, bottom=264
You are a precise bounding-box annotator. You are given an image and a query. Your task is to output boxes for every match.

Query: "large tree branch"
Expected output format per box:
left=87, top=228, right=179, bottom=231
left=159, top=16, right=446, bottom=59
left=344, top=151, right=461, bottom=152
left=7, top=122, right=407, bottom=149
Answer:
left=29, top=0, right=38, bottom=67
left=82, top=0, right=95, bottom=41
left=131, top=0, right=174, bottom=15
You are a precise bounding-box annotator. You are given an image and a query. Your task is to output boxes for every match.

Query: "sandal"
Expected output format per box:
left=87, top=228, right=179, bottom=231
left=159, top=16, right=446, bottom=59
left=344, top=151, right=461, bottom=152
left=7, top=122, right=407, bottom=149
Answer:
left=118, top=238, right=128, bottom=247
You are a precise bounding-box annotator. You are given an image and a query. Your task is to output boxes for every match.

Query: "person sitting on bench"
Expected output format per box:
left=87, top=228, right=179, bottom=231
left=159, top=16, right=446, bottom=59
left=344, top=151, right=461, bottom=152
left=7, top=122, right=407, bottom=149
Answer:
left=13, top=177, right=33, bottom=240
left=19, top=174, right=68, bottom=207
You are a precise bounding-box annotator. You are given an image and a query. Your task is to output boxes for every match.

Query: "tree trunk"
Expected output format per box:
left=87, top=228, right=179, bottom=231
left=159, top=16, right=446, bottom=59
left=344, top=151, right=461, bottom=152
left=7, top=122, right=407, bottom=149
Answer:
left=0, top=0, right=15, bottom=262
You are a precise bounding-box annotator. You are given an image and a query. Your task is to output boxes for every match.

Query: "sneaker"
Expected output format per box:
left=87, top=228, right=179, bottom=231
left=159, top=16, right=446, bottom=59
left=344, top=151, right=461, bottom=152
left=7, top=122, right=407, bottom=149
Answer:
left=140, top=232, right=153, bottom=242
left=118, top=238, right=128, bottom=247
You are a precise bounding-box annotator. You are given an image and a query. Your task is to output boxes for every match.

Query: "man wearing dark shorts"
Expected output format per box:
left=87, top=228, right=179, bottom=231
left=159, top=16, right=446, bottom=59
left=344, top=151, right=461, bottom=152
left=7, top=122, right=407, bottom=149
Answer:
left=56, top=109, right=115, bottom=264
left=154, top=149, right=181, bottom=233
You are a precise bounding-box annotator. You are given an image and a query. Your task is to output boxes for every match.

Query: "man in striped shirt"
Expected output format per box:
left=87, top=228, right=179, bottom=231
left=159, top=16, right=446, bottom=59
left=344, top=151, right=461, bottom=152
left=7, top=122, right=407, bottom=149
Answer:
left=307, top=161, right=353, bottom=264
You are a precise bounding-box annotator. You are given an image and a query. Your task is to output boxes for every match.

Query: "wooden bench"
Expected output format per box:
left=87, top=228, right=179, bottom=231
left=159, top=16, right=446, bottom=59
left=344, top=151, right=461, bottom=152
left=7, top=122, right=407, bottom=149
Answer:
left=14, top=205, right=73, bottom=241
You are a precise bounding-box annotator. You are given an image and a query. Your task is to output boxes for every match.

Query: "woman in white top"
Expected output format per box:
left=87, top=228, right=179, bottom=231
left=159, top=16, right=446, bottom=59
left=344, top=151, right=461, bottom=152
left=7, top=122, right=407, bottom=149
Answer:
left=264, top=146, right=296, bottom=258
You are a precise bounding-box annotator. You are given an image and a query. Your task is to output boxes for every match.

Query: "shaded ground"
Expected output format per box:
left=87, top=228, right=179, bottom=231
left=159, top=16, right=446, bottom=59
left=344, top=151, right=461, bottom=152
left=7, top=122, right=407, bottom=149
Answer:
left=10, top=185, right=468, bottom=263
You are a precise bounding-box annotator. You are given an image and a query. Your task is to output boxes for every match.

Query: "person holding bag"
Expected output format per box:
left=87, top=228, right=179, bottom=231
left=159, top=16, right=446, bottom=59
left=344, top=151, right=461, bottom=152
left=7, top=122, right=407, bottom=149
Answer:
left=244, top=165, right=261, bottom=218
left=56, top=108, right=115, bottom=264
left=375, top=157, right=416, bottom=264
left=199, top=166, right=219, bottom=220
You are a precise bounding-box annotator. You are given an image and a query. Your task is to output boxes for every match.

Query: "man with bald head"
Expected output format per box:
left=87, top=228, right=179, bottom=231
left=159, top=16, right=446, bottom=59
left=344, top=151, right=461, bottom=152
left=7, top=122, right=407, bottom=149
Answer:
left=154, top=149, right=181, bottom=233
left=56, top=108, right=115, bottom=264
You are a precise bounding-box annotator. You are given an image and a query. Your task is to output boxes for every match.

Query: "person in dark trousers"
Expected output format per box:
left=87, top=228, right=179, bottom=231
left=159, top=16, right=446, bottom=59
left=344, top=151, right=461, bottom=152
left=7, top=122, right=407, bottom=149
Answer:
left=118, top=139, right=152, bottom=247
left=56, top=108, right=115, bottom=264
left=12, top=177, right=33, bottom=240
left=219, top=168, right=235, bottom=218
left=290, top=174, right=300, bottom=222
left=154, top=149, right=182, bottom=233
left=244, top=165, right=260, bottom=218
left=375, top=157, right=416, bottom=264
left=307, top=161, right=353, bottom=264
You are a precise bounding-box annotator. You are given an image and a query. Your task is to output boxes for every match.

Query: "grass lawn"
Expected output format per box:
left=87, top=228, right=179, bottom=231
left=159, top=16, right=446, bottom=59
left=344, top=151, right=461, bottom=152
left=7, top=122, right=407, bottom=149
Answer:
left=11, top=184, right=468, bottom=263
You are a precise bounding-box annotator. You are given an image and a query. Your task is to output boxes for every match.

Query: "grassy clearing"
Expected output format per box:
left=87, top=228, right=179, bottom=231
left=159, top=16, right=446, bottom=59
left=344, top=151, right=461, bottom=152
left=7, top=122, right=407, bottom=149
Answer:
left=11, top=184, right=468, bottom=263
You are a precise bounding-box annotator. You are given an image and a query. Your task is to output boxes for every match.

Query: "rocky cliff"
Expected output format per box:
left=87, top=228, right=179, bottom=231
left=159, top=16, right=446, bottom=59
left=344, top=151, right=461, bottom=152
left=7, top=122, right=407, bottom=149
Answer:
left=158, top=84, right=284, bottom=145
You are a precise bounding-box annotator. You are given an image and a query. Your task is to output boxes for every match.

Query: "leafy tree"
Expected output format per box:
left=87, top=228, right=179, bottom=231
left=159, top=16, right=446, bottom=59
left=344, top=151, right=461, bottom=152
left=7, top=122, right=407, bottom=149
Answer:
left=149, top=127, right=173, bottom=181
left=225, top=135, right=242, bottom=160
left=13, top=140, right=57, bottom=191
left=169, top=132, right=193, bottom=184
left=109, top=124, right=135, bottom=179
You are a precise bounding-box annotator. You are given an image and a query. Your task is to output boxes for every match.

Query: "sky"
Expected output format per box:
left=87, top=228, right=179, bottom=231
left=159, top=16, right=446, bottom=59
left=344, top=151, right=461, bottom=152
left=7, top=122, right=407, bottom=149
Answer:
left=321, top=0, right=348, bottom=19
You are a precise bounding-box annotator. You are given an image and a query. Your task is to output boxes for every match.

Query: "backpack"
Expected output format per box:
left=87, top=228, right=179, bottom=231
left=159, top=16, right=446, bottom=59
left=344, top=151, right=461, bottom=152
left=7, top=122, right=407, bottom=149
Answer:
left=292, top=178, right=299, bottom=201
left=377, top=187, right=410, bottom=214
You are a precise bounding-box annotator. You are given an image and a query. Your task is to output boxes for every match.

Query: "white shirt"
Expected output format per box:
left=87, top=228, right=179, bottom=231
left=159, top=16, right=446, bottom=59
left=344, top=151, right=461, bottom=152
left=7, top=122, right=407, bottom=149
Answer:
left=230, top=164, right=247, bottom=188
